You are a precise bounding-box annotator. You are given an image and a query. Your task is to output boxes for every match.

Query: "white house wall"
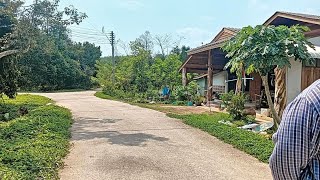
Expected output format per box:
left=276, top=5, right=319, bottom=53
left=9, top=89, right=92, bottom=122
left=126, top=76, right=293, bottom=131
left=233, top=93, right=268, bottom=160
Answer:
left=286, top=58, right=302, bottom=105
left=195, top=71, right=228, bottom=96
left=212, top=71, right=228, bottom=93
left=196, top=78, right=207, bottom=96
left=285, top=36, right=320, bottom=105
left=213, top=71, right=227, bottom=86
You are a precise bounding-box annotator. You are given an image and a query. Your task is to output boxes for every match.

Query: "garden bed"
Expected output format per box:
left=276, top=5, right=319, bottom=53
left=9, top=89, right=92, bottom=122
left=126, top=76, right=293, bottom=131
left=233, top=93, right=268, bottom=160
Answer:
left=0, top=94, right=72, bottom=179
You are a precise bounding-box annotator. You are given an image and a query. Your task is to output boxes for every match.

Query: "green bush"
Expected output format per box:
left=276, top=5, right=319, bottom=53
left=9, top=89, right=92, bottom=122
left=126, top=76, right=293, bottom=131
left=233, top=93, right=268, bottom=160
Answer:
left=0, top=95, right=72, bottom=179
left=172, top=81, right=199, bottom=102
left=220, top=90, right=234, bottom=108
left=194, top=96, right=205, bottom=106
left=168, top=113, right=274, bottom=163
left=227, top=92, right=248, bottom=121
left=102, top=82, right=117, bottom=96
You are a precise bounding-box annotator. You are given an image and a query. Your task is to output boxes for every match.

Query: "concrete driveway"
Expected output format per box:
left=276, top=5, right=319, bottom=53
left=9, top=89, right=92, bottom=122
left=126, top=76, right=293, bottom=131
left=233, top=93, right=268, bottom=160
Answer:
left=36, top=91, right=272, bottom=180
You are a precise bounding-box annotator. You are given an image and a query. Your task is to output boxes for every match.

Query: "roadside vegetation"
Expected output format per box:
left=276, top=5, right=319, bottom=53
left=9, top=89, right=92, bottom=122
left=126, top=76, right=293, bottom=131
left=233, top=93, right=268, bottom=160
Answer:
left=93, top=31, right=205, bottom=106
left=1, top=0, right=101, bottom=95
left=0, top=94, right=72, bottom=179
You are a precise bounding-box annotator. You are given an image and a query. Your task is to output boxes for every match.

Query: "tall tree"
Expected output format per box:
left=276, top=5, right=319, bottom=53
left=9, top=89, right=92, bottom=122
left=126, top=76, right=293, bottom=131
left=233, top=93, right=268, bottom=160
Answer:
left=154, top=34, right=172, bottom=58
left=171, top=45, right=190, bottom=62
left=223, top=25, right=314, bottom=127
left=0, top=0, right=23, bottom=97
left=129, top=31, right=153, bottom=55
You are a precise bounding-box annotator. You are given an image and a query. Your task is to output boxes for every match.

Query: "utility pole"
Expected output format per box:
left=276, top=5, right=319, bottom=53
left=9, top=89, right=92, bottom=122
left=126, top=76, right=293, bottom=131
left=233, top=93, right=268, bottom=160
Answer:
left=110, top=31, right=115, bottom=84
left=102, top=27, right=116, bottom=84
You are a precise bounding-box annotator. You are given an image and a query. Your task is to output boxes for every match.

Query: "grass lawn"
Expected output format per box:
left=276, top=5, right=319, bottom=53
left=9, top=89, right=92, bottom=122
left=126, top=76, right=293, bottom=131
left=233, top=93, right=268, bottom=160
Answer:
left=94, top=91, right=117, bottom=100
left=95, top=91, right=275, bottom=163
left=0, top=94, right=72, bottom=179
left=168, top=113, right=274, bottom=163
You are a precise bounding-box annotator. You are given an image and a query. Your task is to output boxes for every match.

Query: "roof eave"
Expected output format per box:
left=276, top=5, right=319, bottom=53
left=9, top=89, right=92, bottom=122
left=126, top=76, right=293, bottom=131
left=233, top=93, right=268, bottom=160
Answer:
left=264, top=11, right=320, bottom=26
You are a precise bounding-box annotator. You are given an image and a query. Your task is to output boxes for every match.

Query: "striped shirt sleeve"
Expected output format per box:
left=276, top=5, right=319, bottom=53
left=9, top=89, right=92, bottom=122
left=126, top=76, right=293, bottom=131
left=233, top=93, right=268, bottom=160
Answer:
left=269, top=96, right=317, bottom=180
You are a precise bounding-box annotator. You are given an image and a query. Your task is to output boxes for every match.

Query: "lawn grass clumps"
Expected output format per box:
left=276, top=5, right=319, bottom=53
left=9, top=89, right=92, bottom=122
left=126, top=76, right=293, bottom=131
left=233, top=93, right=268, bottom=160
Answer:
left=0, top=95, right=72, bottom=179
left=0, top=94, right=53, bottom=121
left=94, top=91, right=117, bottom=100
left=168, top=113, right=274, bottom=163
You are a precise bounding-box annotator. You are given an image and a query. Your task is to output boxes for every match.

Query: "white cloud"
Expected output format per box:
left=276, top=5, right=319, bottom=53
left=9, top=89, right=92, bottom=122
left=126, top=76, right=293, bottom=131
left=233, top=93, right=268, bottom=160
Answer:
left=176, top=27, right=212, bottom=48
left=118, top=0, right=144, bottom=11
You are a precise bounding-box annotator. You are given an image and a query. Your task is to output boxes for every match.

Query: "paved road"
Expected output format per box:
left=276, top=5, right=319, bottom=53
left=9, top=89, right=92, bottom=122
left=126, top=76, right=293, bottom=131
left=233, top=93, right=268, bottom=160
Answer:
left=37, top=91, right=272, bottom=180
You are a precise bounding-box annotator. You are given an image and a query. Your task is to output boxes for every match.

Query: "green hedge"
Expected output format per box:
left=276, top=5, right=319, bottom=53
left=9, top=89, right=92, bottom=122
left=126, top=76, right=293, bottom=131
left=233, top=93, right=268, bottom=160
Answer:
left=0, top=95, right=72, bottom=179
left=168, top=113, right=274, bottom=163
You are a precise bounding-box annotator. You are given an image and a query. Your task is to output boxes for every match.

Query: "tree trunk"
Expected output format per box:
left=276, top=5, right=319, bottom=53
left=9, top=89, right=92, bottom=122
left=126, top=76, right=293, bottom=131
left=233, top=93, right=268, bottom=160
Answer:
left=182, top=68, right=187, bottom=86
left=0, top=50, right=18, bottom=59
left=235, top=63, right=243, bottom=94
left=236, top=78, right=242, bottom=94
left=274, top=67, right=287, bottom=119
left=261, top=75, right=280, bottom=128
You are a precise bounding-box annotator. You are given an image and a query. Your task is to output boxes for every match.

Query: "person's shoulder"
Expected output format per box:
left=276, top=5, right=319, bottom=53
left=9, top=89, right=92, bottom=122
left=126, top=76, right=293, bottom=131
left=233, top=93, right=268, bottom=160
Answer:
left=302, top=80, right=320, bottom=112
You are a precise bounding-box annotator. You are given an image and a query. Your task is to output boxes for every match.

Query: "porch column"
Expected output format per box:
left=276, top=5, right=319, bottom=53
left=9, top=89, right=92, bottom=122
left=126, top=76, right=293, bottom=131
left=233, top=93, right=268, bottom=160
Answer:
left=207, top=50, right=213, bottom=103
left=182, top=68, right=187, bottom=86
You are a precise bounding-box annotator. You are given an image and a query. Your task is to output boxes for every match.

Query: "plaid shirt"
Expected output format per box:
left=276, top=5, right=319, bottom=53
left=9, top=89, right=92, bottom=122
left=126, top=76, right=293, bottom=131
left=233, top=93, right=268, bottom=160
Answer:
left=270, top=79, right=320, bottom=180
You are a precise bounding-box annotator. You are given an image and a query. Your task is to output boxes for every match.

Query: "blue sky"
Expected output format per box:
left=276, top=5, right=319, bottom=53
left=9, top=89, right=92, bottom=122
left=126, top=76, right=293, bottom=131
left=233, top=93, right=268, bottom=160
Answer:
left=24, top=0, right=320, bottom=56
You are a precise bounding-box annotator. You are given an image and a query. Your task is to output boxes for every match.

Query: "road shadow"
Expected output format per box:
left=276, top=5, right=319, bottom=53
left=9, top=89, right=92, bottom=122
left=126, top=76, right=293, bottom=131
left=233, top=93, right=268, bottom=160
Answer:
left=72, top=130, right=169, bottom=146
left=75, top=117, right=123, bottom=124
left=71, top=117, right=169, bottom=146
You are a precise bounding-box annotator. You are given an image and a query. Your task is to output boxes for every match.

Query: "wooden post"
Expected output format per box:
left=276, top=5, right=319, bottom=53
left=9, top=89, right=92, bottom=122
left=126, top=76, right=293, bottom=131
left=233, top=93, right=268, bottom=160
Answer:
left=207, top=50, right=213, bottom=103
left=182, top=68, right=187, bottom=86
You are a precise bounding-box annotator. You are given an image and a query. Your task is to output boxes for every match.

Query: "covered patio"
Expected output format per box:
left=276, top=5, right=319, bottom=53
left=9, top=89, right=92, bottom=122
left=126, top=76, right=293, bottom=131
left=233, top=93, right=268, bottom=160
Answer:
left=179, top=27, right=240, bottom=103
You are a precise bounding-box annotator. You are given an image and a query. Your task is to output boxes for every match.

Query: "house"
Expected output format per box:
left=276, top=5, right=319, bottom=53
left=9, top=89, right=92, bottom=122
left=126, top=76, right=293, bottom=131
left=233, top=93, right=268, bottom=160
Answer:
left=179, top=27, right=265, bottom=103
left=264, top=12, right=320, bottom=104
left=180, top=11, right=320, bottom=106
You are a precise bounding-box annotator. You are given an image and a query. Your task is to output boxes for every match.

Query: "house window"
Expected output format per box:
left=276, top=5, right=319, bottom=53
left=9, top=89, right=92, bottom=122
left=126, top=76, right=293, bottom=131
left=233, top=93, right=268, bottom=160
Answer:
left=304, top=59, right=320, bottom=67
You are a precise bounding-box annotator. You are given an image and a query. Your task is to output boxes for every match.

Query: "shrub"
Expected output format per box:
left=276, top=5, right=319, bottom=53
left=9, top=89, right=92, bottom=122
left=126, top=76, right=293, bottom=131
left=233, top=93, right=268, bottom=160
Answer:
left=227, top=92, right=248, bottom=121
left=220, top=90, right=234, bottom=108
left=194, top=96, right=206, bottom=106
left=172, top=81, right=199, bottom=102
left=102, top=82, right=117, bottom=96
left=172, top=85, right=188, bottom=101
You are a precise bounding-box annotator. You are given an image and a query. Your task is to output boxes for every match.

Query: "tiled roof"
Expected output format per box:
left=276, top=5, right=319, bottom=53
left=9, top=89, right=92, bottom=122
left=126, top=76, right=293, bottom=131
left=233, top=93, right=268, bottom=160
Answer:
left=187, top=38, right=229, bottom=55
left=278, top=11, right=320, bottom=20
left=224, top=27, right=241, bottom=33
left=187, top=27, right=240, bottom=55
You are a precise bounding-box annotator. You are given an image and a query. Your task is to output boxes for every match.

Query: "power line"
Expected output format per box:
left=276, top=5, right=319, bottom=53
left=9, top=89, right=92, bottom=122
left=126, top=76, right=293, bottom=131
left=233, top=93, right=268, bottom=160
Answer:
left=70, top=31, right=107, bottom=37
left=69, top=26, right=104, bottom=33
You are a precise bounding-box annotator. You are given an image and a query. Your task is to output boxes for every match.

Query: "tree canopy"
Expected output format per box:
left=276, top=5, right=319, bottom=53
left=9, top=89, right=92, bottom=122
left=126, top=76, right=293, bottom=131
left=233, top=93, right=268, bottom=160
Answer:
left=223, top=25, right=314, bottom=126
left=95, top=31, right=191, bottom=101
left=0, top=0, right=102, bottom=95
left=223, top=25, right=314, bottom=76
